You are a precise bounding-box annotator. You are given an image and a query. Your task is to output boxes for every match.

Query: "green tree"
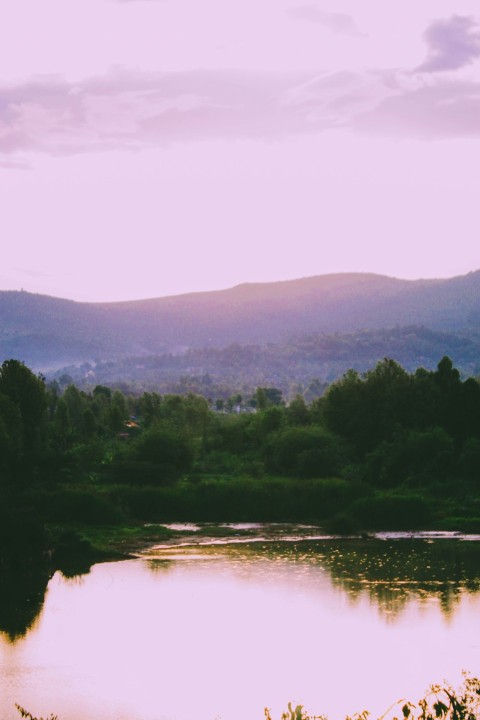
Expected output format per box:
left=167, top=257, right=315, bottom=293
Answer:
left=107, top=390, right=129, bottom=433
left=140, top=392, right=162, bottom=427
left=0, top=360, right=47, bottom=461
left=364, top=427, right=455, bottom=488
left=286, top=395, right=310, bottom=425
left=323, top=360, right=411, bottom=454
left=264, top=426, right=345, bottom=478
left=0, top=393, right=23, bottom=475
left=110, top=426, right=195, bottom=485
left=252, top=387, right=284, bottom=410
left=62, top=385, right=87, bottom=433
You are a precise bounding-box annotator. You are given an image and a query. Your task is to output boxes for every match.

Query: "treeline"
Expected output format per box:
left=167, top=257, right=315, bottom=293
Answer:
left=2, top=356, right=480, bottom=567
left=50, top=325, right=480, bottom=398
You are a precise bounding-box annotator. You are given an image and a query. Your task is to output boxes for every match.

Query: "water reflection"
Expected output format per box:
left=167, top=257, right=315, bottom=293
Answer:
left=302, top=539, right=480, bottom=618
left=145, top=537, right=480, bottom=618
left=3, top=537, right=480, bottom=642
left=0, top=567, right=52, bottom=642
left=0, top=562, right=94, bottom=642
left=2, top=535, right=480, bottom=720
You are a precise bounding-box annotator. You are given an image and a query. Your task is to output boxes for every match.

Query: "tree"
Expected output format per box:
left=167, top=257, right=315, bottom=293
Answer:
left=264, top=426, right=345, bottom=478
left=286, top=395, right=310, bottom=425
left=323, top=360, right=412, bottom=454
left=364, top=427, right=454, bottom=487
left=0, top=394, right=23, bottom=475
left=252, top=387, right=284, bottom=410
left=107, top=390, right=129, bottom=433
left=140, top=392, right=162, bottom=427
left=110, top=426, right=195, bottom=485
left=0, top=360, right=47, bottom=460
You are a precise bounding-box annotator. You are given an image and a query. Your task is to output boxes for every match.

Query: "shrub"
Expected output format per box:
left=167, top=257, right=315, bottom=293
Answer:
left=267, top=675, right=480, bottom=720
left=264, top=427, right=346, bottom=478
left=352, top=493, right=430, bottom=530
left=41, top=489, right=123, bottom=525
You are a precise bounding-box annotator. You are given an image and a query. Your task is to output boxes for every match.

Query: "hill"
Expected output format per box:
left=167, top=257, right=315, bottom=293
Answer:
left=52, top=326, right=480, bottom=399
left=1, top=270, right=480, bottom=372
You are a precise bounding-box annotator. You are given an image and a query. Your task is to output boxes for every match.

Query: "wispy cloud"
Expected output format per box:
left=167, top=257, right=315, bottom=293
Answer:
left=355, top=78, right=480, bottom=139
left=416, top=15, right=480, bottom=73
left=0, top=157, right=29, bottom=170
left=2, top=15, right=480, bottom=167
left=0, top=68, right=372, bottom=159
left=288, top=5, right=363, bottom=37
left=14, top=267, right=53, bottom=279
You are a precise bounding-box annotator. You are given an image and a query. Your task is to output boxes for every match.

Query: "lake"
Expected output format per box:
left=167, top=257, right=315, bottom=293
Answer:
left=1, top=527, right=480, bottom=720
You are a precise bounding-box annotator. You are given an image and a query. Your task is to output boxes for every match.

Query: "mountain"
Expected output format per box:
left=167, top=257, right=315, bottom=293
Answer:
left=1, top=270, right=480, bottom=371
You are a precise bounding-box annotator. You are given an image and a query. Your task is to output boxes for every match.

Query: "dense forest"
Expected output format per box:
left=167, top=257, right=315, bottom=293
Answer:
left=51, top=326, right=480, bottom=398
left=1, top=355, right=480, bottom=569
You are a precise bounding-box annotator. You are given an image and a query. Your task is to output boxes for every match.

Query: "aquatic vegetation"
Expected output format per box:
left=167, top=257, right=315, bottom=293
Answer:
left=265, top=675, right=480, bottom=720
left=14, top=676, right=480, bottom=720
left=16, top=706, right=58, bottom=720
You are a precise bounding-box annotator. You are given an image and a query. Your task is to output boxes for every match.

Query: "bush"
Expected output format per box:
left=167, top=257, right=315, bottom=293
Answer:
left=267, top=675, right=480, bottom=720
left=364, top=428, right=455, bottom=488
left=52, top=529, right=96, bottom=562
left=0, top=505, right=48, bottom=565
left=108, top=426, right=195, bottom=484
left=459, top=437, right=480, bottom=480
left=40, top=490, right=123, bottom=525
left=264, top=427, right=346, bottom=478
left=352, top=493, right=430, bottom=530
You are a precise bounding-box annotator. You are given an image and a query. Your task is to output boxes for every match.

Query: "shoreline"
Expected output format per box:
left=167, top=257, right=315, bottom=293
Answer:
left=71, top=522, right=480, bottom=568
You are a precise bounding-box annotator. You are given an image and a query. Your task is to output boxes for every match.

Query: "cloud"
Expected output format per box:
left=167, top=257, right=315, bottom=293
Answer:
left=2, top=43, right=480, bottom=164
left=0, top=157, right=29, bottom=170
left=288, top=5, right=363, bottom=37
left=354, top=78, right=480, bottom=139
left=14, top=267, right=52, bottom=278
left=416, top=15, right=480, bottom=73
left=0, top=68, right=376, bottom=159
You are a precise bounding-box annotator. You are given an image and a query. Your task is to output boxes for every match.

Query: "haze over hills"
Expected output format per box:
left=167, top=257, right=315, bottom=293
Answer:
left=1, top=270, right=480, bottom=383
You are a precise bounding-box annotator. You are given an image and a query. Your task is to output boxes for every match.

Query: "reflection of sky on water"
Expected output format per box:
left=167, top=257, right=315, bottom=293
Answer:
left=1, top=537, right=480, bottom=720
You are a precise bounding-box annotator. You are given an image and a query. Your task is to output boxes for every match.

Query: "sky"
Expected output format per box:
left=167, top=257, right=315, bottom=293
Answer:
left=1, top=0, right=480, bottom=302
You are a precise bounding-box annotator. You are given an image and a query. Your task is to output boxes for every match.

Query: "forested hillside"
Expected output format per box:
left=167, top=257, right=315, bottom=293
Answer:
left=1, top=270, right=480, bottom=370
left=53, top=326, right=480, bottom=398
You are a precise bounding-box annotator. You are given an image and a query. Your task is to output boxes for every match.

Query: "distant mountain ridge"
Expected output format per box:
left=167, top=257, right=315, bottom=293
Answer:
left=1, top=270, right=480, bottom=370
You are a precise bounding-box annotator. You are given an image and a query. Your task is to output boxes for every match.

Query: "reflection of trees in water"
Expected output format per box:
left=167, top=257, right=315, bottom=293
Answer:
left=0, top=562, right=93, bottom=642
left=4, top=538, right=480, bottom=642
left=0, top=567, right=53, bottom=642
left=310, top=539, right=480, bottom=618
left=146, top=558, right=173, bottom=573
left=155, top=537, right=480, bottom=619
left=58, top=562, right=93, bottom=581
left=224, top=538, right=480, bottom=618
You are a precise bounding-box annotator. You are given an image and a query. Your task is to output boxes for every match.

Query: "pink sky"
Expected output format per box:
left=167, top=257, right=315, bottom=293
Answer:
left=1, top=0, right=480, bottom=301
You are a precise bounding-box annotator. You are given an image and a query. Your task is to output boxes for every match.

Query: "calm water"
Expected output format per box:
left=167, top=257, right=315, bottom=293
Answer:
left=2, top=531, right=480, bottom=720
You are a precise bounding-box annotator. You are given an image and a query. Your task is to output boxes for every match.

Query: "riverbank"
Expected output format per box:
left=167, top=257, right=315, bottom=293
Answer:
left=67, top=521, right=480, bottom=565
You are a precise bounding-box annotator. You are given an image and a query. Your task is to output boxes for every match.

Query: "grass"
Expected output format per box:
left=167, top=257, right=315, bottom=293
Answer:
left=48, top=522, right=176, bottom=560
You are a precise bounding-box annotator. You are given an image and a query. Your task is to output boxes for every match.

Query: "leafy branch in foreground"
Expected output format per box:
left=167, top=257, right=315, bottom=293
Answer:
left=14, top=675, right=480, bottom=720
left=15, top=705, right=58, bottom=720
left=265, top=675, right=480, bottom=720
